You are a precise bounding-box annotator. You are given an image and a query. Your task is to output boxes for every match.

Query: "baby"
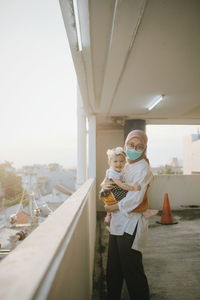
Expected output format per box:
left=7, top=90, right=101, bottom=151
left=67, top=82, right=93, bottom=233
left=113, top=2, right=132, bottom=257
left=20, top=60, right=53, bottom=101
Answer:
left=99, top=147, right=158, bottom=225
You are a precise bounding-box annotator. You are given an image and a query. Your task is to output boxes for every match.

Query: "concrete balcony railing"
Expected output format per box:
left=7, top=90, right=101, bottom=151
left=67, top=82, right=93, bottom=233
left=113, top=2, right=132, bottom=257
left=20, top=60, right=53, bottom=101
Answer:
left=149, top=174, right=200, bottom=209
left=0, top=179, right=96, bottom=300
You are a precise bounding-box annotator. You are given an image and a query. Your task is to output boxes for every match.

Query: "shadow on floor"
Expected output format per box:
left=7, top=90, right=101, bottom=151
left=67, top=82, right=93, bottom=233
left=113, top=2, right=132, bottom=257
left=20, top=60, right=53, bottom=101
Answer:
left=92, top=210, right=200, bottom=300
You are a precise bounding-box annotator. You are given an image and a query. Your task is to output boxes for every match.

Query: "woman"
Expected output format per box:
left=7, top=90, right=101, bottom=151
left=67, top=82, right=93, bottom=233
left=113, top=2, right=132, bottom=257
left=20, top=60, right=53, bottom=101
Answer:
left=104, top=129, right=153, bottom=300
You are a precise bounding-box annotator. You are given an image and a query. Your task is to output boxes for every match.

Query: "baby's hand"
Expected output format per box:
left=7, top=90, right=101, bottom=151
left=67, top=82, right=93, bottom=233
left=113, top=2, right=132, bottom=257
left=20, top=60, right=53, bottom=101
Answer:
left=134, top=184, right=141, bottom=191
left=102, top=179, right=115, bottom=190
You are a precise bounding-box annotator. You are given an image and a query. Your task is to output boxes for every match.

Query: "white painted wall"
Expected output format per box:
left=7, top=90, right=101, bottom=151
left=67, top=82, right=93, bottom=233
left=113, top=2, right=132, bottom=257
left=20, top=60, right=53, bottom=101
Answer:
left=96, top=128, right=124, bottom=210
left=183, top=136, right=200, bottom=174
left=149, top=175, right=200, bottom=209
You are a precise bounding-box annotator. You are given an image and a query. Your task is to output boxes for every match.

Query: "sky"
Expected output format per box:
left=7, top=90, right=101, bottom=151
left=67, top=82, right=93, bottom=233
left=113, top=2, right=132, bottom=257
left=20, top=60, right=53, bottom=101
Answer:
left=0, top=0, right=77, bottom=168
left=147, top=124, right=200, bottom=167
left=0, top=1, right=200, bottom=169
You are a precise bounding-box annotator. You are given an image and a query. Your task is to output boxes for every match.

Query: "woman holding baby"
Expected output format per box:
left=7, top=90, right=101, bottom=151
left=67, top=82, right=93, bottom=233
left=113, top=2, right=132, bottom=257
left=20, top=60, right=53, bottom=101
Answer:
left=103, top=130, right=153, bottom=300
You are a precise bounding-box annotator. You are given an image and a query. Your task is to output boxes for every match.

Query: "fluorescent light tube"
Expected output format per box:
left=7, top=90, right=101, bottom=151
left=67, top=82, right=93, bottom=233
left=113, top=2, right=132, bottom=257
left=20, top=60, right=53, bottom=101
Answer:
left=148, top=95, right=164, bottom=111
left=73, top=0, right=83, bottom=52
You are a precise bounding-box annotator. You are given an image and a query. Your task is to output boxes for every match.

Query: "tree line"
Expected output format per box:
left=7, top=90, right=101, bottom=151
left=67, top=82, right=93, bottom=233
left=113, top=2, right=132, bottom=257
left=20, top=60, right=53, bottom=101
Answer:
left=0, top=161, right=28, bottom=207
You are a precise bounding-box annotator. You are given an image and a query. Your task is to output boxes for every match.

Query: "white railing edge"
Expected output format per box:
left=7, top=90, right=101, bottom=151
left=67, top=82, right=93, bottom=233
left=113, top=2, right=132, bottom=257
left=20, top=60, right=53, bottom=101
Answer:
left=0, top=178, right=95, bottom=300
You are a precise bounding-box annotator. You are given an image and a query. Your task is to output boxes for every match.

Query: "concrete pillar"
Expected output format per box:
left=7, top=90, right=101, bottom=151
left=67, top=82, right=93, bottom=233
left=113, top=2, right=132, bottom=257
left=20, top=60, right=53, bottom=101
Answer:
left=76, top=86, right=87, bottom=187
left=124, top=119, right=146, bottom=141
left=88, top=115, right=96, bottom=179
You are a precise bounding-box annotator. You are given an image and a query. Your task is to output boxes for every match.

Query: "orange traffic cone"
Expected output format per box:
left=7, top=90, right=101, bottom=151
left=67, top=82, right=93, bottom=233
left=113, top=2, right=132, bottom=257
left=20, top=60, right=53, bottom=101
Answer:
left=157, top=193, right=178, bottom=225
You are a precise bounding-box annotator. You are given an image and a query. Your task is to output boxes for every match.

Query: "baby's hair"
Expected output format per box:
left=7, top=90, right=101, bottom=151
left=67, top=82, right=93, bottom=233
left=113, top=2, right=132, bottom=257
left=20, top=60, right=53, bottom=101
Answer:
left=106, top=147, right=126, bottom=161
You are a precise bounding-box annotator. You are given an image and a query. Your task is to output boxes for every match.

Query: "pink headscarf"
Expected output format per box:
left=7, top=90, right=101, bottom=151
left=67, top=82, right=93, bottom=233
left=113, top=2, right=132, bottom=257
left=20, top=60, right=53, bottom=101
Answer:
left=124, top=130, right=149, bottom=164
left=125, top=129, right=148, bottom=147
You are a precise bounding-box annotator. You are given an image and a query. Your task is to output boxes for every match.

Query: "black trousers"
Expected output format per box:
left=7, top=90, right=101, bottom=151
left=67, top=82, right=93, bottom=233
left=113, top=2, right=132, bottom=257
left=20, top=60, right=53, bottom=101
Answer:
left=106, top=228, right=150, bottom=300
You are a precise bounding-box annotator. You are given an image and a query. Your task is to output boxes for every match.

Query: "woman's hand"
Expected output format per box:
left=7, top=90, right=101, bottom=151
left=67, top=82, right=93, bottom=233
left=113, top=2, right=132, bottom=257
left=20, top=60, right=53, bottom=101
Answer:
left=104, top=203, right=119, bottom=213
left=131, top=184, right=141, bottom=191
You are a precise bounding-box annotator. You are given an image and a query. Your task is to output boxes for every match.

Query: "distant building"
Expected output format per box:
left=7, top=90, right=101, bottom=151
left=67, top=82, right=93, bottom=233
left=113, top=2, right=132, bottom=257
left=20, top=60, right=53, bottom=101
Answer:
left=53, top=184, right=73, bottom=196
left=150, top=167, right=161, bottom=175
left=18, top=164, right=76, bottom=196
left=16, top=211, right=31, bottom=224
left=169, top=157, right=183, bottom=174
left=183, top=134, right=200, bottom=174
left=151, top=157, right=182, bottom=175
left=10, top=211, right=31, bottom=225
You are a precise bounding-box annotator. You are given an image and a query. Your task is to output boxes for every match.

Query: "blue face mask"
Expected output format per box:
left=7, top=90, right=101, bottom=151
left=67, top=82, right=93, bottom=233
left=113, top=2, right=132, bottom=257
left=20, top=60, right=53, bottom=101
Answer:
left=126, top=148, right=143, bottom=161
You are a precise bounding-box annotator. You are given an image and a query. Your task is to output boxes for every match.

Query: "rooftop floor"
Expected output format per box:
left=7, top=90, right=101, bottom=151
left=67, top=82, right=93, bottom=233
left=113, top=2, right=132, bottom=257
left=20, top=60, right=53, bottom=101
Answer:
left=93, top=210, right=200, bottom=300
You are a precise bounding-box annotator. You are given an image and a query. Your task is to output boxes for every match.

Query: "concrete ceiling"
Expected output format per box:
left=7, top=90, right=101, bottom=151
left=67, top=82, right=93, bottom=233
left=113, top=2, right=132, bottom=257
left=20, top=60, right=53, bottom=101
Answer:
left=60, top=0, right=200, bottom=124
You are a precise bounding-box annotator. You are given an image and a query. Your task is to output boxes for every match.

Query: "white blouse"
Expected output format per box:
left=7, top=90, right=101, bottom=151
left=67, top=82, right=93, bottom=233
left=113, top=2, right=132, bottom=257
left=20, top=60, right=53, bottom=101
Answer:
left=109, top=159, right=153, bottom=252
left=106, top=168, right=123, bottom=180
